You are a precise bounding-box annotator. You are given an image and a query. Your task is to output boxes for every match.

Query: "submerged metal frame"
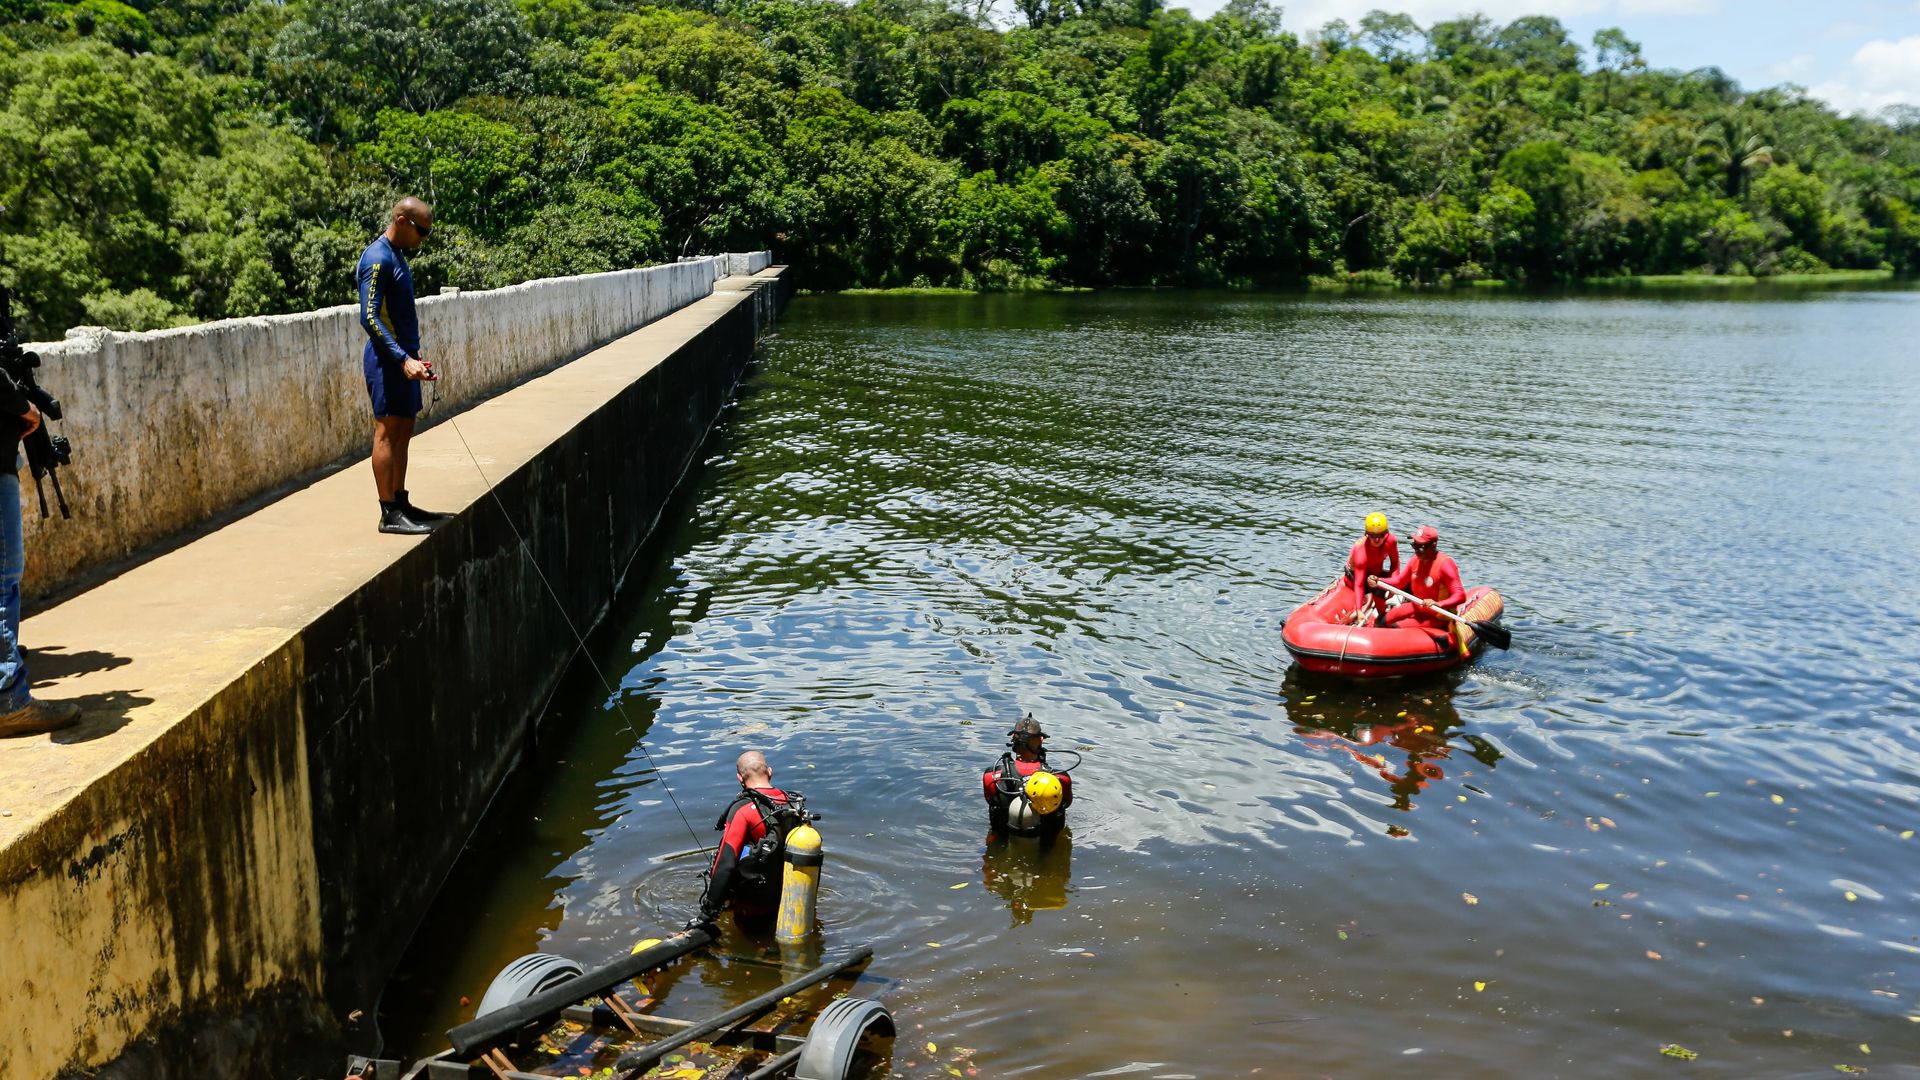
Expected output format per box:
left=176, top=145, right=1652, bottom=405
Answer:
left=349, top=936, right=885, bottom=1080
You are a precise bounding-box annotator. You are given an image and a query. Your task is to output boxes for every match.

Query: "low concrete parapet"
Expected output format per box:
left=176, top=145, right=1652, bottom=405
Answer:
left=19, top=253, right=766, bottom=600
left=0, top=267, right=791, bottom=1079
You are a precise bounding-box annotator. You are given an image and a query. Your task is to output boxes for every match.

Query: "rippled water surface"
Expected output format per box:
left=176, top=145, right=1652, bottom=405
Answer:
left=385, top=287, right=1920, bottom=1077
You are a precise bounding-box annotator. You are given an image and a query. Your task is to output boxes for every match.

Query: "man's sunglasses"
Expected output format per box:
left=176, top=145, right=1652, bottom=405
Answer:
left=405, top=216, right=432, bottom=238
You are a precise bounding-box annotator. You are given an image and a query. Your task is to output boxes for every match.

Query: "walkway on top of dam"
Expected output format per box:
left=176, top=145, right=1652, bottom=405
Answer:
left=0, top=269, right=782, bottom=853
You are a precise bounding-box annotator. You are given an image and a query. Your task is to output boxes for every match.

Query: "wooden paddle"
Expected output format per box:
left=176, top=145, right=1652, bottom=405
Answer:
left=1372, top=581, right=1512, bottom=650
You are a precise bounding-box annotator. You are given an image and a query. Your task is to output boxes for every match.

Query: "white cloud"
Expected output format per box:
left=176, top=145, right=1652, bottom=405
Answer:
left=1808, top=35, right=1920, bottom=115
left=1769, top=53, right=1816, bottom=79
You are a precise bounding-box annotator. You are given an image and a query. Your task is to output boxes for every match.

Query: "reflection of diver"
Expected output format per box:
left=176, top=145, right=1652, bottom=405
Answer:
left=983, top=715, right=1080, bottom=837
left=1283, top=676, right=1501, bottom=812
left=982, top=830, right=1072, bottom=927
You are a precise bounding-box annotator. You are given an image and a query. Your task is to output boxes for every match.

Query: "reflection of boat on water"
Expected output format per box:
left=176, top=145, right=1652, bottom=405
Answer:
left=1282, top=580, right=1505, bottom=679
left=1283, top=673, right=1503, bottom=815
left=982, top=831, right=1072, bottom=927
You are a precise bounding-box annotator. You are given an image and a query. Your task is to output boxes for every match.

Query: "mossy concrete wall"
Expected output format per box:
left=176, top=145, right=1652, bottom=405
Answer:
left=17, top=253, right=772, bottom=601
left=0, top=267, right=789, bottom=1079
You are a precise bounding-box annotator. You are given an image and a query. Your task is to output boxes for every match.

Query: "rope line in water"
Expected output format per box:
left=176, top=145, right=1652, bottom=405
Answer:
left=440, top=408, right=710, bottom=858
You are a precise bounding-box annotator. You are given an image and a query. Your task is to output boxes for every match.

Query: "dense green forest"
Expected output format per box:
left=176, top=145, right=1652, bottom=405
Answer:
left=2, top=0, right=1917, bottom=338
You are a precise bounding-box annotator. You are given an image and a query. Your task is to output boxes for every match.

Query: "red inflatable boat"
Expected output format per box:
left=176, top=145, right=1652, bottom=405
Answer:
left=1282, top=581, right=1505, bottom=679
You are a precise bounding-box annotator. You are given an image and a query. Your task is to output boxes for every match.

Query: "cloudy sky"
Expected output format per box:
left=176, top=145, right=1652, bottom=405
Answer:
left=1169, top=0, right=1920, bottom=115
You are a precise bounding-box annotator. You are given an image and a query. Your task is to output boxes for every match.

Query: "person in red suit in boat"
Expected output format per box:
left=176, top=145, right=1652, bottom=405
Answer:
left=1372, top=525, right=1465, bottom=640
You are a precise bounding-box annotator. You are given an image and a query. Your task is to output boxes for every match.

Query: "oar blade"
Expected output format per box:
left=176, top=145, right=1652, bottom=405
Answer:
left=1471, top=620, right=1512, bottom=650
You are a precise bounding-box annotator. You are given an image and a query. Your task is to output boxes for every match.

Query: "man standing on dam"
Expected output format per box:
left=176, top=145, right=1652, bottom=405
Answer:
left=356, top=196, right=449, bottom=535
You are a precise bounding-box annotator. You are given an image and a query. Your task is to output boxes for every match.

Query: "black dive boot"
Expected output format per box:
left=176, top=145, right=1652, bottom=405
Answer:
left=378, top=499, right=434, bottom=535
left=396, top=489, right=452, bottom=524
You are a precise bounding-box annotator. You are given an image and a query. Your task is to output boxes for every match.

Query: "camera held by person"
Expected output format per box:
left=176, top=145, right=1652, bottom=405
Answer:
left=0, top=287, right=73, bottom=519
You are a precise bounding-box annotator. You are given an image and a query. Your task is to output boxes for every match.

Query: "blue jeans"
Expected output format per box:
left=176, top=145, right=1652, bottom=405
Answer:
left=0, top=466, right=31, bottom=711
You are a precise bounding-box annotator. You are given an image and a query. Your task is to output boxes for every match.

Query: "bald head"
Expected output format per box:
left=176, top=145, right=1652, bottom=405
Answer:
left=736, top=751, right=771, bottom=786
left=386, top=197, right=434, bottom=250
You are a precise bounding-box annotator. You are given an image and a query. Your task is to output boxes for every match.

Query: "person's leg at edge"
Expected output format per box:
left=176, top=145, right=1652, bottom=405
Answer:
left=371, top=417, right=401, bottom=502
left=0, top=466, right=78, bottom=735
left=0, top=470, right=30, bottom=712
left=388, top=416, right=414, bottom=499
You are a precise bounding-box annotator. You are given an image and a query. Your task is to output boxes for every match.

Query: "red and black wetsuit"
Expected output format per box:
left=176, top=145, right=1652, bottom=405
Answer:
left=700, top=786, right=789, bottom=922
left=1381, top=554, right=1466, bottom=633
left=983, top=756, right=1072, bottom=833
left=1345, top=533, right=1400, bottom=619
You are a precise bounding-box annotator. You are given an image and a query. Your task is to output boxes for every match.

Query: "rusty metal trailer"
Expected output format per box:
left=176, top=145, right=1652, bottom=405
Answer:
left=347, top=928, right=893, bottom=1080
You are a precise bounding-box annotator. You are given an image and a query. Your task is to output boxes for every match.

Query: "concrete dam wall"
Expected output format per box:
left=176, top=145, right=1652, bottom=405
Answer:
left=18, top=250, right=773, bottom=600
left=0, top=263, right=789, bottom=1079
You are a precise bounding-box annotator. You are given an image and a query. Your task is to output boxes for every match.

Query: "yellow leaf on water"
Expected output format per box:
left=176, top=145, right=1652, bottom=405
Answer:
left=1593, top=883, right=1610, bottom=891
left=1752, top=997, right=1765, bottom=1005
left=927, top=942, right=942, bottom=948
left=950, top=882, right=969, bottom=890
left=927, top=1042, right=938, bottom=1054
left=1458, top=795, right=1468, bottom=803
left=1473, top=981, right=1486, bottom=992
left=1704, top=791, right=1720, bottom=797
left=1646, top=950, right=1663, bottom=960
left=1861, top=1044, right=1870, bottom=1054
left=1902, top=830, right=1914, bottom=839
left=1771, top=794, right=1785, bottom=805
left=1845, top=891, right=1858, bottom=902
left=1462, top=893, right=1479, bottom=905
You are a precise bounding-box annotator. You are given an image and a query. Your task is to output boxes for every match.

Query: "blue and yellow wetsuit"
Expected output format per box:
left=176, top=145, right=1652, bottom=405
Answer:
left=355, top=235, right=422, bottom=419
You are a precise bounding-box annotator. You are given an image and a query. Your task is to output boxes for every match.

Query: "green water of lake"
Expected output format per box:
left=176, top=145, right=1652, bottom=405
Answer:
left=384, top=285, right=1920, bottom=1077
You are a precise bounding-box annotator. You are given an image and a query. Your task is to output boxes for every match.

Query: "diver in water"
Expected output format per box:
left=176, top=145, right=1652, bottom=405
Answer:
left=693, top=751, right=805, bottom=931
left=983, top=716, right=1073, bottom=838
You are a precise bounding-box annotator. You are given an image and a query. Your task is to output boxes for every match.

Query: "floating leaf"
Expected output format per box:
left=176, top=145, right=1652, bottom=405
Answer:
left=1473, top=981, right=1486, bottom=992
left=950, top=882, right=969, bottom=890
left=1593, top=883, right=1611, bottom=891
left=1337, top=929, right=1349, bottom=941
left=1752, top=997, right=1765, bottom=1005
left=1846, top=891, right=1859, bottom=902
left=927, top=1042, right=939, bottom=1054
left=1902, top=830, right=1914, bottom=839
left=1659, top=1044, right=1697, bottom=1060
left=927, top=942, right=942, bottom=948
left=1599, top=817, right=1617, bottom=828
left=1860, top=1044, right=1870, bottom=1054
left=1771, top=794, right=1785, bottom=805
left=1835, top=1066, right=1862, bottom=1074
left=1646, top=950, right=1663, bottom=960
left=1462, top=893, right=1479, bottom=906
left=1705, top=791, right=1720, bottom=797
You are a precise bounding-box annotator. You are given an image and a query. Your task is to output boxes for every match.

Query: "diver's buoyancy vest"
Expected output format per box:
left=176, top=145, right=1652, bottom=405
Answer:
left=716, top=788, right=806, bottom=902
left=988, top=753, right=1063, bottom=836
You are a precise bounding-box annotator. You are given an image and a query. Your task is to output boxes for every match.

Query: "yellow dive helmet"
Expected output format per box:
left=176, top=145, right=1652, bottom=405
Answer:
left=1024, top=771, right=1064, bottom=816
left=1364, top=512, right=1390, bottom=536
